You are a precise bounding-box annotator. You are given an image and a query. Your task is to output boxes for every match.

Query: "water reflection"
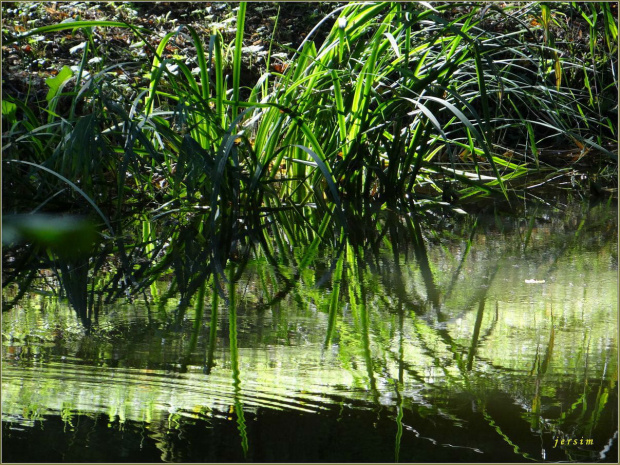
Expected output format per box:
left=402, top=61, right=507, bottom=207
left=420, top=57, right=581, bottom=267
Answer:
left=2, top=200, right=617, bottom=462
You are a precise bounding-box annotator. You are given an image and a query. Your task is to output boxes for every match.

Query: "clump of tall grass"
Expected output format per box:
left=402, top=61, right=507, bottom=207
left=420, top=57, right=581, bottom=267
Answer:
left=250, top=2, right=616, bottom=207
left=2, top=2, right=617, bottom=308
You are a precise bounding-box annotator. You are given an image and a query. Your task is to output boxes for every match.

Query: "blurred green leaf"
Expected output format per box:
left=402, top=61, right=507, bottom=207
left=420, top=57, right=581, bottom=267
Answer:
left=2, top=100, right=17, bottom=123
left=3, top=214, right=97, bottom=259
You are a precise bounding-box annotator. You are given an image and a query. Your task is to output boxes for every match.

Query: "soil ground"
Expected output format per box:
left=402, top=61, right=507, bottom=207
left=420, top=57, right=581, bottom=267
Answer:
left=2, top=2, right=342, bottom=103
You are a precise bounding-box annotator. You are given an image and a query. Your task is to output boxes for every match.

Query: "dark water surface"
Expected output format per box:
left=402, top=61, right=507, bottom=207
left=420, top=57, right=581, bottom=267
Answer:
left=2, top=200, right=618, bottom=462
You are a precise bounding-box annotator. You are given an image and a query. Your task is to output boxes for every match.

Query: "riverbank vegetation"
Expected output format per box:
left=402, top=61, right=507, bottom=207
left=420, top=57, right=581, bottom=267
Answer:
left=2, top=4, right=618, bottom=461
left=2, top=2, right=618, bottom=314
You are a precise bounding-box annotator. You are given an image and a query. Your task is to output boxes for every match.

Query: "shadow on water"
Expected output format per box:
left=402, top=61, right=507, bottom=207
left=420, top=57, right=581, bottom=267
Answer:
left=2, top=198, right=618, bottom=462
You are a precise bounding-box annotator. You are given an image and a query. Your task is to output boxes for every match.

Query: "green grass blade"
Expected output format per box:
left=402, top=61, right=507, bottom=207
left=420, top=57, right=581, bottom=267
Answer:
left=4, top=20, right=148, bottom=45
left=232, top=2, right=247, bottom=118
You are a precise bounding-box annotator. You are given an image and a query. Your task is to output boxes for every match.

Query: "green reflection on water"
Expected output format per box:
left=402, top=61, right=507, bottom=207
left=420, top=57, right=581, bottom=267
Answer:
left=229, top=264, right=248, bottom=458
left=2, top=200, right=617, bottom=462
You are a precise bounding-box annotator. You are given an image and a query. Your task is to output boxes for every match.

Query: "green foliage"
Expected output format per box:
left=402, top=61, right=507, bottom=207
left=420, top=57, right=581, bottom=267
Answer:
left=2, top=1, right=617, bottom=309
left=3, top=214, right=97, bottom=259
left=44, top=65, right=73, bottom=103
left=2, top=99, right=17, bottom=123
left=2, top=199, right=616, bottom=462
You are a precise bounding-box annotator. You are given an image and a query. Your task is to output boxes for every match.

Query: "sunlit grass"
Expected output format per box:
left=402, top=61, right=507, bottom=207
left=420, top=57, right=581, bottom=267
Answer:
left=2, top=1, right=617, bottom=307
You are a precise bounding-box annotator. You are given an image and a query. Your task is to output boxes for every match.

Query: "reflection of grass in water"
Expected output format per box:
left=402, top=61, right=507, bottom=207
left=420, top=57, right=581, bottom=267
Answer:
left=394, top=395, right=404, bottom=463
left=547, top=351, right=617, bottom=448
left=482, top=407, right=535, bottom=461
left=330, top=212, right=615, bottom=458
left=205, top=284, right=219, bottom=375
left=229, top=266, right=248, bottom=458
left=2, top=200, right=616, bottom=460
left=324, top=250, right=344, bottom=348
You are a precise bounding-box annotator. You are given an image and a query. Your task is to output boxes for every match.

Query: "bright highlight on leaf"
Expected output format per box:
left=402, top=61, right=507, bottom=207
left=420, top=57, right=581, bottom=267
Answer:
left=45, top=65, right=73, bottom=102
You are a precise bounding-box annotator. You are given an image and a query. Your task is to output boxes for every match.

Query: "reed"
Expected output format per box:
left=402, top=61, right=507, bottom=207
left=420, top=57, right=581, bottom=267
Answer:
left=2, top=2, right=617, bottom=307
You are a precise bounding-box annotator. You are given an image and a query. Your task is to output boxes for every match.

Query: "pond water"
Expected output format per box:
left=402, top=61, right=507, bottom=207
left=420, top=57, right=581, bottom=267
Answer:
left=2, top=199, right=618, bottom=462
